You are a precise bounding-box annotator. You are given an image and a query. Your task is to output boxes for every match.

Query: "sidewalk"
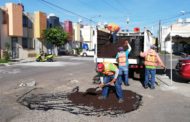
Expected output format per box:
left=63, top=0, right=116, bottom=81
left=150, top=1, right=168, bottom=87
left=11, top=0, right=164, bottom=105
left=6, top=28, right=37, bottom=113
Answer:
left=156, top=74, right=190, bottom=97
left=0, top=57, right=36, bottom=67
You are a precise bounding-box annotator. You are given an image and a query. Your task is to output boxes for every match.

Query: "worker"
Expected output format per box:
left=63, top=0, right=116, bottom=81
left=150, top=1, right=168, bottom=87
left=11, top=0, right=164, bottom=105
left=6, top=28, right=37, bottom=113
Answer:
left=140, top=45, right=165, bottom=89
left=105, top=23, right=120, bottom=43
left=116, top=40, right=131, bottom=86
left=97, top=62, right=124, bottom=103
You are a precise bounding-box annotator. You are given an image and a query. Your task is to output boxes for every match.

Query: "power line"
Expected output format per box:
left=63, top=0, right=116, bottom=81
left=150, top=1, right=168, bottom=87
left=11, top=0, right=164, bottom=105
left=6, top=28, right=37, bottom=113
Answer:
left=39, top=0, right=97, bottom=23
left=101, top=0, right=126, bottom=16
left=144, top=12, right=190, bottom=29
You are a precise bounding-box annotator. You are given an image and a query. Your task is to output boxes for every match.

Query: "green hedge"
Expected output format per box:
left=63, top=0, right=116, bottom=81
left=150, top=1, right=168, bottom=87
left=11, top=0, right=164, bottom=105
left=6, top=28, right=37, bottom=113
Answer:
left=0, top=59, right=8, bottom=63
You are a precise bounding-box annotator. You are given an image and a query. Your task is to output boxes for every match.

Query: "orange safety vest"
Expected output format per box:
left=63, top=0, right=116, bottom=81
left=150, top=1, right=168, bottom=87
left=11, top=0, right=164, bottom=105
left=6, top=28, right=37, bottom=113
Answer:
left=144, top=50, right=157, bottom=66
left=118, top=52, right=127, bottom=66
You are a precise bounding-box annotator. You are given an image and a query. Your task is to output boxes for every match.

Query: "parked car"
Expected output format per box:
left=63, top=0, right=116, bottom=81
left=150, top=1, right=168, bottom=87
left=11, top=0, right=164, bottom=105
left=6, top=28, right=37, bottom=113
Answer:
left=80, top=49, right=95, bottom=57
left=176, top=55, right=190, bottom=80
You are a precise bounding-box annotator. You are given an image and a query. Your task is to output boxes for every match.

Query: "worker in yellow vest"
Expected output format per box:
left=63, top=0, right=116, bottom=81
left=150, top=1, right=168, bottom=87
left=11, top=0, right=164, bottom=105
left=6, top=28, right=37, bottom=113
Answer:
left=97, top=62, right=124, bottom=103
left=140, top=45, right=165, bottom=89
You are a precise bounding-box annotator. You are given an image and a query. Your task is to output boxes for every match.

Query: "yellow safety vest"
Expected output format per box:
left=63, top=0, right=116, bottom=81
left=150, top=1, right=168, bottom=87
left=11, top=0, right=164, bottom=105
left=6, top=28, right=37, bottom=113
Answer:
left=145, top=51, right=157, bottom=66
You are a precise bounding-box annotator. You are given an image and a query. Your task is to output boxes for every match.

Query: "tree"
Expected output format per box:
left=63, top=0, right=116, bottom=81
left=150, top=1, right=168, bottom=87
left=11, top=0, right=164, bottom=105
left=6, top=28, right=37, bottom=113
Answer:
left=43, top=27, right=68, bottom=47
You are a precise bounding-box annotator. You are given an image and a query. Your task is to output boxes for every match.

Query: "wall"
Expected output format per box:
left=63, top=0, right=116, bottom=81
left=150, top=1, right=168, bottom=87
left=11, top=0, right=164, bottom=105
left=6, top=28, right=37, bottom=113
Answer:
left=6, top=3, right=23, bottom=37
left=48, top=16, right=60, bottom=27
left=34, top=11, right=47, bottom=39
left=161, top=20, right=190, bottom=53
left=73, top=23, right=81, bottom=41
left=0, top=9, right=2, bottom=57
left=81, top=25, right=97, bottom=49
left=34, top=11, right=47, bottom=54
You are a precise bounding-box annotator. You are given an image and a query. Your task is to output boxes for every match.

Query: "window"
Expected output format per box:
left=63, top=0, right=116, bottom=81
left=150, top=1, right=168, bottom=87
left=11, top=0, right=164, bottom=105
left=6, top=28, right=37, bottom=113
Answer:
left=22, top=38, right=34, bottom=49
left=23, top=15, right=28, bottom=27
left=22, top=38, right=28, bottom=49
left=28, top=19, right=33, bottom=28
left=28, top=38, right=34, bottom=49
left=2, top=11, right=8, bottom=24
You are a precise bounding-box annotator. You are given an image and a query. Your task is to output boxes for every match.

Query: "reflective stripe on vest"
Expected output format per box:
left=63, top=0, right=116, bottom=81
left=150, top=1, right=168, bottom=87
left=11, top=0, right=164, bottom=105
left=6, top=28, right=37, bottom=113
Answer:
left=118, top=52, right=127, bottom=66
left=145, top=51, right=157, bottom=66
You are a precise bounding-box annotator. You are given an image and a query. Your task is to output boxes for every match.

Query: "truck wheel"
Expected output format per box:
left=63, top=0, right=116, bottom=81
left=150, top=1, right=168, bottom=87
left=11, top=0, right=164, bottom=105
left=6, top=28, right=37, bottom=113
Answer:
left=83, top=53, right=87, bottom=57
left=47, top=58, right=53, bottom=62
left=36, top=59, right=40, bottom=62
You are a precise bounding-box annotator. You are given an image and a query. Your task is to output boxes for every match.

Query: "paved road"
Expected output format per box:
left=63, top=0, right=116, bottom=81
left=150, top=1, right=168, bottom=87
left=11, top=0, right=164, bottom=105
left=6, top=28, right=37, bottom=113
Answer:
left=0, top=56, right=190, bottom=122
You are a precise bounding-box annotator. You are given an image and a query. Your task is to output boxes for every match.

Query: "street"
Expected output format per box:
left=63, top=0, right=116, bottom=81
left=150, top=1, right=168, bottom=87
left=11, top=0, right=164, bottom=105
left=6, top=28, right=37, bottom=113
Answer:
left=0, top=56, right=190, bottom=122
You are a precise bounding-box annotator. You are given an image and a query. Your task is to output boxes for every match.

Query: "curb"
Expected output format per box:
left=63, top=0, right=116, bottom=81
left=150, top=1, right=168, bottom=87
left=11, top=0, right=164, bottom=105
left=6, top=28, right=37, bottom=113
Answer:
left=0, top=60, right=35, bottom=67
left=156, top=75, right=173, bottom=86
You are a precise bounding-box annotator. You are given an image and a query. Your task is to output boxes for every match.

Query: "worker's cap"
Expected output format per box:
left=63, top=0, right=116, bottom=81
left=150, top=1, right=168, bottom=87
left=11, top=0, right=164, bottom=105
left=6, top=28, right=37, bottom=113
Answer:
left=150, top=45, right=157, bottom=49
left=118, top=46, right=124, bottom=51
left=97, top=63, right=104, bottom=72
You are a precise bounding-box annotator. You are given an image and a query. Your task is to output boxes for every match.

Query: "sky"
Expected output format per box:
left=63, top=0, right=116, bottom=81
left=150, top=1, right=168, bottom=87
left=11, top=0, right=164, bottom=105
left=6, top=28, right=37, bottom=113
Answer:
left=1, top=0, right=190, bottom=36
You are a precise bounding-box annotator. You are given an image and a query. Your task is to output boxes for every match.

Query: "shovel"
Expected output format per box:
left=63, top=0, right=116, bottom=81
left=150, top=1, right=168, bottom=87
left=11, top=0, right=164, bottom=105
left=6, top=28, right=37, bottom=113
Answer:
left=156, top=67, right=167, bottom=86
left=84, top=83, right=111, bottom=95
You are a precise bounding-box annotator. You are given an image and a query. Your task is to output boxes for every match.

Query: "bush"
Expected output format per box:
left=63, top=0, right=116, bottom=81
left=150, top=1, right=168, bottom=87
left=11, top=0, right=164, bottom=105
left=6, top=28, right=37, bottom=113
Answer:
left=0, top=59, right=8, bottom=63
left=3, top=50, right=10, bottom=61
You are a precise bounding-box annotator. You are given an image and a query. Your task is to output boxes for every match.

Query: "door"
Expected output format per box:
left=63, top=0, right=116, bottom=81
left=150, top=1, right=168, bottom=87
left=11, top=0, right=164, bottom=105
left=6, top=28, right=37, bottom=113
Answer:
left=11, top=37, right=19, bottom=59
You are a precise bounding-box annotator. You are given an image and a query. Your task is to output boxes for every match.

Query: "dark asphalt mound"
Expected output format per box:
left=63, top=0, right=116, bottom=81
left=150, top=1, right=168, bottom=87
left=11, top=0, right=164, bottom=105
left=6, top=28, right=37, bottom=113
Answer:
left=18, top=88, right=142, bottom=117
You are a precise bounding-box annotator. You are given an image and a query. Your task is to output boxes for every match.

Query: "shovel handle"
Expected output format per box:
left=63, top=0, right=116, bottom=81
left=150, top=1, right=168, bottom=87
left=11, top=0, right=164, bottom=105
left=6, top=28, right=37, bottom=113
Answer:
left=163, top=67, right=167, bottom=73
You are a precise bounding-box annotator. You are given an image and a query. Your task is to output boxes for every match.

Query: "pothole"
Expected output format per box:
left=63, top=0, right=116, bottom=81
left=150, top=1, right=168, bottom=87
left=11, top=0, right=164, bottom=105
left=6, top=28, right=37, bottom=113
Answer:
left=18, top=88, right=142, bottom=117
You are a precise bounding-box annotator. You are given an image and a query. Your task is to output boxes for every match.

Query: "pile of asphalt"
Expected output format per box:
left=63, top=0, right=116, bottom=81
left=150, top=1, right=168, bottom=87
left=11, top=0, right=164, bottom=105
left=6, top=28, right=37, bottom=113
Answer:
left=19, top=88, right=142, bottom=117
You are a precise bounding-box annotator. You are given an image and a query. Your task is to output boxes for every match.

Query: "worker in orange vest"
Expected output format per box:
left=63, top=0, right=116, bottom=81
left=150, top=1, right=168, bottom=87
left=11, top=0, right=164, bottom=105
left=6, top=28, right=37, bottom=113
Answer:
left=140, top=45, right=165, bottom=89
left=116, top=40, right=131, bottom=86
left=105, top=23, right=120, bottom=43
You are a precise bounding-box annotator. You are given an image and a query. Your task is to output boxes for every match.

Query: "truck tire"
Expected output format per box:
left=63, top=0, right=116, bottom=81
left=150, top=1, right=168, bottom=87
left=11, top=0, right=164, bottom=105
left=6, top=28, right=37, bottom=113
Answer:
left=83, top=53, right=87, bottom=57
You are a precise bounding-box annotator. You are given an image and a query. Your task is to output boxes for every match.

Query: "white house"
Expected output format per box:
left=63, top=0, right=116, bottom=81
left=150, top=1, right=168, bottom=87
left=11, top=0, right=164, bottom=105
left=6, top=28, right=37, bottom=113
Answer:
left=80, top=25, right=97, bottom=50
left=160, top=18, right=190, bottom=54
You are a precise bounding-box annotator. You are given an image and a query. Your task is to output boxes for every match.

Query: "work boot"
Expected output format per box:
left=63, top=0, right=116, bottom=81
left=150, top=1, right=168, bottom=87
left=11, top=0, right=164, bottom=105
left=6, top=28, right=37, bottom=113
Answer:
left=118, top=98, right=124, bottom=103
left=144, top=85, right=148, bottom=89
left=150, top=86, right=155, bottom=89
left=124, top=83, right=130, bottom=86
left=98, top=96, right=106, bottom=100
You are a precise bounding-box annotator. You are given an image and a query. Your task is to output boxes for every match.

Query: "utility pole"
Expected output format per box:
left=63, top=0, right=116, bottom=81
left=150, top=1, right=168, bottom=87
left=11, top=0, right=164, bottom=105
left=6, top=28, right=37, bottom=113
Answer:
left=158, top=20, right=161, bottom=51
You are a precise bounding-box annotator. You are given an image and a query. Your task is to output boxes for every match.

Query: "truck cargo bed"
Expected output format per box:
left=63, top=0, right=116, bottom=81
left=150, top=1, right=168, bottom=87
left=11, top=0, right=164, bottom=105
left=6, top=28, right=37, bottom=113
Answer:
left=97, top=30, right=144, bottom=59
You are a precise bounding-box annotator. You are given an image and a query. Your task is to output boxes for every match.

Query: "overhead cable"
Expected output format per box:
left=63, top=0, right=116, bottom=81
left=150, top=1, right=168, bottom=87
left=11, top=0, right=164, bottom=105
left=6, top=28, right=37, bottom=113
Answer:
left=40, top=0, right=97, bottom=23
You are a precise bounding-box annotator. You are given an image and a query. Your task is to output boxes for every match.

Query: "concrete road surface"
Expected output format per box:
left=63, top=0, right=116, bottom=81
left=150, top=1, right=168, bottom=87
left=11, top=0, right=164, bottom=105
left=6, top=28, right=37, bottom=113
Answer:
left=0, top=56, right=190, bottom=122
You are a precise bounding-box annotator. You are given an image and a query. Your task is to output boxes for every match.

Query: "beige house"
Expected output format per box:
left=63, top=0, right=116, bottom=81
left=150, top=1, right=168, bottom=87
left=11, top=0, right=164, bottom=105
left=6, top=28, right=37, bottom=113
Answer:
left=0, top=3, right=49, bottom=60
left=0, top=3, right=23, bottom=59
left=34, top=11, right=47, bottom=54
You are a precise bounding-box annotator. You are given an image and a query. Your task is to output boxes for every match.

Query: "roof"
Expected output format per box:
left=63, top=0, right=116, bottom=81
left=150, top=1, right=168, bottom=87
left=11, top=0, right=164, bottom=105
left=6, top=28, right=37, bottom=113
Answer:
left=170, top=31, right=190, bottom=38
left=166, top=31, right=190, bottom=41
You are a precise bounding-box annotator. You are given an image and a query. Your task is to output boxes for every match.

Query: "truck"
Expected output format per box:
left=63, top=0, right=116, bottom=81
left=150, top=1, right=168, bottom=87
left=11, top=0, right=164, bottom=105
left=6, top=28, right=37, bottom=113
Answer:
left=94, top=28, right=156, bottom=80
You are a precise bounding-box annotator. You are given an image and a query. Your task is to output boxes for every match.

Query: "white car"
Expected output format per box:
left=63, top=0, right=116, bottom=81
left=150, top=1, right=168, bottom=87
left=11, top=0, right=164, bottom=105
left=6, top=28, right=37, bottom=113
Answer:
left=80, top=49, right=95, bottom=57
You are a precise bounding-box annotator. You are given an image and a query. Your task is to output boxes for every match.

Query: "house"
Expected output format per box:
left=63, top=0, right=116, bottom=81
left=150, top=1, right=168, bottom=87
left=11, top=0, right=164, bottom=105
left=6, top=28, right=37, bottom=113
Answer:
left=160, top=18, right=190, bottom=54
left=0, top=2, right=50, bottom=60
left=80, top=25, right=97, bottom=50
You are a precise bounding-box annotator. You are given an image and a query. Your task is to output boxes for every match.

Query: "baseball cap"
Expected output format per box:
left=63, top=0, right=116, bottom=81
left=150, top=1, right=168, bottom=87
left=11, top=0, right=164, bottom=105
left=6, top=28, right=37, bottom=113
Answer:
left=150, top=45, right=157, bottom=49
left=97, top=63, right=104, bottom=72
left=118, top=46, right=124, bottom=51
